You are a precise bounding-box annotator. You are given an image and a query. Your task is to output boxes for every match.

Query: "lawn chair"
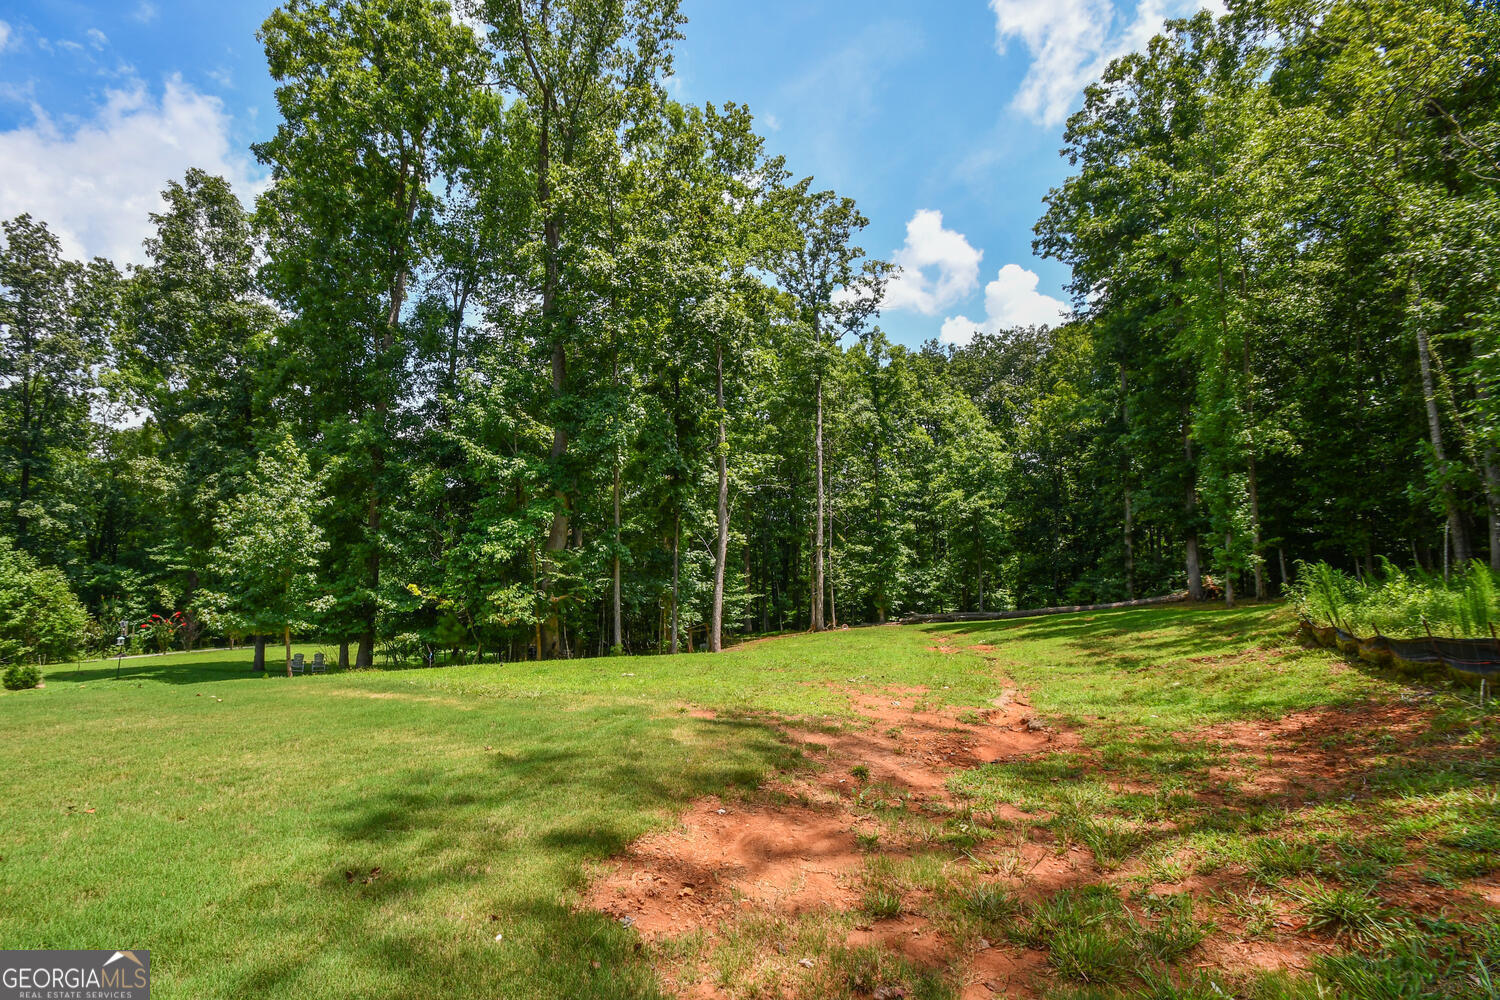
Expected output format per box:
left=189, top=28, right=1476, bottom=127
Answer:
left=291, top=653, right=305, bottom=675
left=310, top=652, right=327, bottom=674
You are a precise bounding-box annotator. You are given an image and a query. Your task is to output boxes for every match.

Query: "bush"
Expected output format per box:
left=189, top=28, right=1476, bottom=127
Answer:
left=0, top=538, right=89, bottom=664
left=2, top=664, right=41, bottom=690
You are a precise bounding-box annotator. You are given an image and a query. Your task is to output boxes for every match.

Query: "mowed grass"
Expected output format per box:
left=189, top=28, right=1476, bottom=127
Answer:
left=0, top=602, right=1491, bottom=999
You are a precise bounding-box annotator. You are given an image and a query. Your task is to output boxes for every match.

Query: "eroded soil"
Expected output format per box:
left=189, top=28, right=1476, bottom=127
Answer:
left=583, top=643, right=1492, bottom=999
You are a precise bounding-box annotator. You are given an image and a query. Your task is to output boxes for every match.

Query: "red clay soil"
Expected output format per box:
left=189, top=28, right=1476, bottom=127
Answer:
left=584, top=684, right=1087, bottom=999
left=587, top=690, right=1071, bottom=936
left=585, top=661, right=1483, bottom=998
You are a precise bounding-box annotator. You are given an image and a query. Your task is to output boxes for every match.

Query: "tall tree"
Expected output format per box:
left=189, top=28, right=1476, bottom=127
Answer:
left=256, top=0, right=485, bottom=666
left=466, top=0, right=685, bottom=657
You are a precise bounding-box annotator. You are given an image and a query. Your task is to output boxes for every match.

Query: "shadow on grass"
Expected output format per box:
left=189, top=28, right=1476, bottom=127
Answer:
left=216, top=709, right=796, bottom=999
left=925, top=602, right=1284, bottom=660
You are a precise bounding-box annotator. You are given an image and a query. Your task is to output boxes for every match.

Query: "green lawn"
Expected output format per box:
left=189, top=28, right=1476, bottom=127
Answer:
left=1, top=603, right=1493, bottom=999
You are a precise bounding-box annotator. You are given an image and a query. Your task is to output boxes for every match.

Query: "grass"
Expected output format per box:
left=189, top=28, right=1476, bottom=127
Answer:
left=2, top=601, right=1498, bottom=998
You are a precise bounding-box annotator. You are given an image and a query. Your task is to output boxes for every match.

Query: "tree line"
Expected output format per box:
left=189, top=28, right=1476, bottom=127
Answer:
left=0, top=0, right=1495, bottom=666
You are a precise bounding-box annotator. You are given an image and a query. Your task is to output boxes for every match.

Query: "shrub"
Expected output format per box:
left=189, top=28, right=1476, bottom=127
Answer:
left=0, top=538, right=88, bottom=664
left=1290, top=558, right=1500, bottom=637
left=2, top=664, right=41, bottom=690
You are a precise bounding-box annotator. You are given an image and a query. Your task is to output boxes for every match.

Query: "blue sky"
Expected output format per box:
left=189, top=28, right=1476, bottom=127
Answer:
left=0, top=0, right=1221, bottom=348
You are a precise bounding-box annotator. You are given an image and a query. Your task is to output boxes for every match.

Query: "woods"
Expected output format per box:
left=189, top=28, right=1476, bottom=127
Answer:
left=0, top=0, right=1497, bottom=663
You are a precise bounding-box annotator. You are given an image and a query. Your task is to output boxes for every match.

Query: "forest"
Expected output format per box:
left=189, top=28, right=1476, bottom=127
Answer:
left=0, top=0, right=1496, bottom=667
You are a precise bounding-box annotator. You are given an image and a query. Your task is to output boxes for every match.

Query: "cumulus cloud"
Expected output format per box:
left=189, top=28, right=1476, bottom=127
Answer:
left=0, top=76, right=265, bottom=264
left=939, top=264, right=1069, bottom=345
left=991, top=0, right=1227, bottom=127
left=882, top=209, right=982, bottom=316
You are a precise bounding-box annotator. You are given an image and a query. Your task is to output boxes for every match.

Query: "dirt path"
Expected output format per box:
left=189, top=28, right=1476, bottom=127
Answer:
left=585, top=658, right=1081, bottom=998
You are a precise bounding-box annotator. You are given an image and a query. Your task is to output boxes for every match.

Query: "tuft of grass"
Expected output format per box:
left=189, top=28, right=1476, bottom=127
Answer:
left=862, top=886, right=904, bottom=920
left=1294, top=882, right=1394, bottom=943
left=954, top=883, right=1017, bottom=925
left=1249, top=838, right=1323, bottom=884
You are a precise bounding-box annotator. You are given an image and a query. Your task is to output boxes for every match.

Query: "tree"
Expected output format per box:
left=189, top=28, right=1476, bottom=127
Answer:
left=256, top=0, right=486, bottom=667
left=121, top=170, right=275, bottom=609
left=205, top=435, right=328, bottom=677
left=464, top=0, right=685, bottom=658
left=771, top=182, right=884, bottom=631
left=0, top=216, right=115, bottom=573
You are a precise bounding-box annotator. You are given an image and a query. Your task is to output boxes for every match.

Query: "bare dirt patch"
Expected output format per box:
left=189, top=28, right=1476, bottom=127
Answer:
left=586, top=687, right=1483, bottom=997
left=586, top=688, right=1064, bottom=942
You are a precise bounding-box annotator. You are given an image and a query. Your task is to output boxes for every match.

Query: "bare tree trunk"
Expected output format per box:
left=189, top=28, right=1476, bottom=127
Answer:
left=712, top=342, right=728, bottom=652
left=612, top=463, right=622, bottom=651
left=1248, top=453, right=1266, bottom=599
left=812, top=372, right=826, bottom=631
left=828, top=507, right=836, bottom=628
left=540, top=339, right=569, bottom=658
left=1183, top=418, right=1204, bottom=601
left=1121, top=366, right=1135, bottom=599
left=1223, top=532, right=1236, bottom=608
left=1487, top=447, right=1500, bottom=573
left=1481, top=383, right=1500, bottom=572
left=671, top=514, right=680, bottom=655
left=284, top=625, right=292, bottom=679
left=253, top=635, right=266, bottom=673
left=338, top=641, right=348, bottom=670
left=1414, top=279, right=1471, bottom=567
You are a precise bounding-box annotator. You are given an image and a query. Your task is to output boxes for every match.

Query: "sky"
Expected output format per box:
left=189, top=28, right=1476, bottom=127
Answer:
left=0, top=0, right=1223, bottom=349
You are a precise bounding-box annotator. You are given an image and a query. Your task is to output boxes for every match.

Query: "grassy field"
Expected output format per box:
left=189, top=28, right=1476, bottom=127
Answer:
left=1, top=603, right=1495, bottom=999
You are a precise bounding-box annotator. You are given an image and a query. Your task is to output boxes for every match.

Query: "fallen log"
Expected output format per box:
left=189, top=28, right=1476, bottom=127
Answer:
left=899, top=591, right=1190, bottom=625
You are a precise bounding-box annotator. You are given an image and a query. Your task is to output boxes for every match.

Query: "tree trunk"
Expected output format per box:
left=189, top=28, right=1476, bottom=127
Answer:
left=671, top=514, right=680, bottom=655
left=1414, top=280, right=1472, bottom=567
left=1247, top=452, right=1266, bottom=599
left=828, top=507, right=836, bottom=628
left=612, top=465, right=622, bottom=651
left=1183, top=417, right=1204, bottom=601
left=1121, top=366, right=1135, bottom=599
left=1481, top=382, right=1500, bottom=572
left=1223, top=532, right=1236, bottom=608
left=284, top=625, right=292, bottom=679
left=338, top=641, right=349, bottom=670
left=1487, top=446, right=1500, bottom=574
left=711, top=342, right=728, bottom=653
left=253, top=635, right=266, bottom=673
left=540, top=338, right=569, bottom=658
left=812, top=372, right=826, bottom=631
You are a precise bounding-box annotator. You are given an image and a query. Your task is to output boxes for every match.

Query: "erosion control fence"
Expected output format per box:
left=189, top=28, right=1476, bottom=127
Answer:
left=900, top=591, right=1189, bottom=625
left=1300, top=620, right=1500, bottom=682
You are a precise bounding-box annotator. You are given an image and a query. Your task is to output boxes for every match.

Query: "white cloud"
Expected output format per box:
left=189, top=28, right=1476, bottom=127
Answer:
left=939, top=264, right=1069, bottom=345
left=0, top=21, right=12, bottom=53
left=87, top=28, right=109, bottom=50
left=882, top=209, right=982, bottom=316
left=131, top=3, right=158, bottom=24
left=991, top=0, right=1227, bottom=127
left=0, top=76, right=265, bottom=264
